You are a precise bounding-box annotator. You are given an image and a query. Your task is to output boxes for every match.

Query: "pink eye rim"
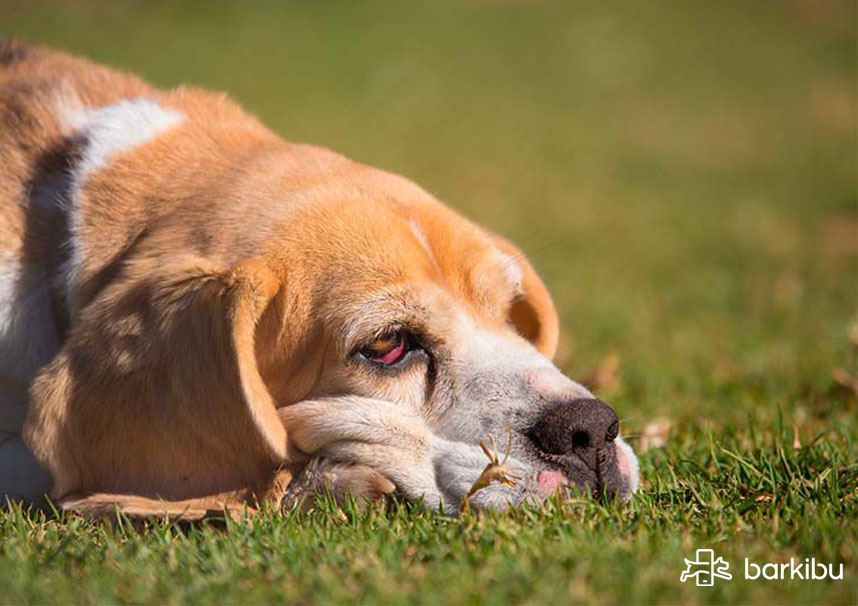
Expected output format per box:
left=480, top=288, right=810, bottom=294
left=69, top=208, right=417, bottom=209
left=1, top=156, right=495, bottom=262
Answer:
left=359, top=332, right=409, bottom=366
left=374, top=337, right=406, bottom=365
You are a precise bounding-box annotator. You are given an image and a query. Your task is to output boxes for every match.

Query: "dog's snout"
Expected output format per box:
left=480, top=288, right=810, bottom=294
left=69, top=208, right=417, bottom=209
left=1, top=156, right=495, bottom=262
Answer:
left=529, top=398, right=619, bottom=456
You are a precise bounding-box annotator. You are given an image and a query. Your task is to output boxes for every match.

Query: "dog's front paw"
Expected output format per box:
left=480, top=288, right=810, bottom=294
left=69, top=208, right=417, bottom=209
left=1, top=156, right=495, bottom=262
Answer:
left=281, top=458, right=395, bottom=511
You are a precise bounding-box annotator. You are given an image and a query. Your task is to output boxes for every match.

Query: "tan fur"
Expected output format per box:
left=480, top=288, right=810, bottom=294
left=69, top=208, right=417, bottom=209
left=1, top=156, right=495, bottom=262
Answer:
left=0, top=41, right=562, bottom=514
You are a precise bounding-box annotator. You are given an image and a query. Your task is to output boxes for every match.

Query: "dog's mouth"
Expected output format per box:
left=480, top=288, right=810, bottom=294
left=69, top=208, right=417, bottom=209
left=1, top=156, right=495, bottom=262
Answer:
left=462, top=430, right=634, bottom=507
left=535, top=442, right=630, bottom=501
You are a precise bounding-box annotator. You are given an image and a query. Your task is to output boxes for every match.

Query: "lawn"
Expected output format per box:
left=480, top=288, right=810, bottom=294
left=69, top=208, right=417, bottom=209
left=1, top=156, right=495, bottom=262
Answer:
left=1, top=0, right=856, bottom=603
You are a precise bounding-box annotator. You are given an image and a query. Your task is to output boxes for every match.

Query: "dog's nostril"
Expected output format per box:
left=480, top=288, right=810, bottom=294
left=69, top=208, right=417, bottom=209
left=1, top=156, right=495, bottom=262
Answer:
left=530, top=398, right=619, bottom=459
left=571, top=430, right=590, bottom=450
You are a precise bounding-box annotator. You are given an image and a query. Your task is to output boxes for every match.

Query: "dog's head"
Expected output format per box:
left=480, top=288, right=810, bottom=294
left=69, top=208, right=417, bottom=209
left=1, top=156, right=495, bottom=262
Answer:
left=260, top=166, right=639, bottom=511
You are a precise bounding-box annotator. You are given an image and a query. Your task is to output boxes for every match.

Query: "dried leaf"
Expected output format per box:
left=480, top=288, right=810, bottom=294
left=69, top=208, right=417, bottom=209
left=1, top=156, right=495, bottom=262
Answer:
left=639, top=418, right=672, bottom=453
left=832, top=367, right=858, bottom=398
left=581, top=351, right=621, bottom=392
left=849, top=319, right=858, bottom=348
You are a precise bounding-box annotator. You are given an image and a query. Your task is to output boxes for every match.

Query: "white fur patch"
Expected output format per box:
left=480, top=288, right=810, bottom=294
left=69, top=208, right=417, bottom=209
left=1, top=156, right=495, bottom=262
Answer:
left=0, top=259, right=61, bottom=381
left=0, top=259, right=61, bottom=433
left=615, top=436, right=640, bottom=495
left=63, top=98, right=184, bottom=183
left=58, top=98, right=184, bottom=309
left=455, top=310, right=550, bottom=370
left=408, top=219, right=442, bottom=275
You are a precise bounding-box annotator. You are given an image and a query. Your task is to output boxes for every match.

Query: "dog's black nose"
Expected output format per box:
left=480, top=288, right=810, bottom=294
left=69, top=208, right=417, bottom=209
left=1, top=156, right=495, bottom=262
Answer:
left=529, top=398, right=619, bottom=458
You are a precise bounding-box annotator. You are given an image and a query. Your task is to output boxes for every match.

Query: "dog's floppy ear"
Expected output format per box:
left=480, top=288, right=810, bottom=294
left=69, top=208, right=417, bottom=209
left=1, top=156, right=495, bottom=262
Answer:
left=24, top=257, right=289, bottom=500
left=488, top=233, right=559, bottom=359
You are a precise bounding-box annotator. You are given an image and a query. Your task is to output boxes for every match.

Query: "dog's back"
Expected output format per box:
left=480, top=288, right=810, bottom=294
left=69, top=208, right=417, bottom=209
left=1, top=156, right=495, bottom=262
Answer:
left=0, top=42, right=143, bottom=424
left=0, top=41, right=302, bottom=502
left=0, top=41, right=157, bottom=499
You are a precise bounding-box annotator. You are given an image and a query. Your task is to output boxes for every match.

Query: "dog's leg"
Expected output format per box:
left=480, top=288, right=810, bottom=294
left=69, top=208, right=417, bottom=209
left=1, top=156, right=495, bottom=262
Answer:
left=60, top=468, right=295, bottom=521
left=278, top=398, right=442, bottom=505
left=280, top=458, right=395, bottom=511
left=278, top=397, right=529, bottom=512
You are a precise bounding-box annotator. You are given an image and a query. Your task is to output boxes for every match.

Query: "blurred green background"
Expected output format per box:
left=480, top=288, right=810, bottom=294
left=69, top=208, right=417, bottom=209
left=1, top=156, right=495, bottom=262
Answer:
left=1, top=1, right=855, bottom=603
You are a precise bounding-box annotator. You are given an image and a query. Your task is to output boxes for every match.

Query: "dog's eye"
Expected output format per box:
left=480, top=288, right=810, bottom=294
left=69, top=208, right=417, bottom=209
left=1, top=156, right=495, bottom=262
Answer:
left=359, top=332, right=409, bottom=366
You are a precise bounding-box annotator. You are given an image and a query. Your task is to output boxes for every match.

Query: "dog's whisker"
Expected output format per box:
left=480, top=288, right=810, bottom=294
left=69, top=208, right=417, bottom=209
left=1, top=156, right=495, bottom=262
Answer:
left=501, top=241, right=560, bottom=268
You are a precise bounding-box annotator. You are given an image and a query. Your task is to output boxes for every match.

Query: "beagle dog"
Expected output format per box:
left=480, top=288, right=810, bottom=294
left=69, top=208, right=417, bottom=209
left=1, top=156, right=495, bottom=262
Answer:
left=0, top=41, right=638, bottom=517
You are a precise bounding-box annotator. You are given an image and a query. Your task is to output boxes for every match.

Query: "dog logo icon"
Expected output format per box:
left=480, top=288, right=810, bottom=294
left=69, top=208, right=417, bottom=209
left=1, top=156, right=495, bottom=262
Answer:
left=680, top=549, right=732, bottom=586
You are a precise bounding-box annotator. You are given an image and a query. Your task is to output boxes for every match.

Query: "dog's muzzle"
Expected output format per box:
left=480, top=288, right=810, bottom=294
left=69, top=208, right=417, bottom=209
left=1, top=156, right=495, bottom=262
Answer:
left=528, top=398, right=629, bottom=499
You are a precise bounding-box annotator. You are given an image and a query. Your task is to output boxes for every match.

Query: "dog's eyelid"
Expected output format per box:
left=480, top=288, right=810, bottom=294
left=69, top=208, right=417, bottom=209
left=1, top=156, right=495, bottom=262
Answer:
left=371, top=323, right=408, bottom=340
left=353, top=324, right=404, bottom=349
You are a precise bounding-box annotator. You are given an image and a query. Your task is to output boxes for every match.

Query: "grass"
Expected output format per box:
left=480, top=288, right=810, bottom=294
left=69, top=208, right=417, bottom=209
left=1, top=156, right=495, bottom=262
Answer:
left=3, top=422, right=857, bottom=603
left=1, top=0, right=856, bottom=603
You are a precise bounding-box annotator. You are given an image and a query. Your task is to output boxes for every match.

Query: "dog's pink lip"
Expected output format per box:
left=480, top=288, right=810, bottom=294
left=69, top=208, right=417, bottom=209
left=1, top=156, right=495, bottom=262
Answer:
left=537, top=470, right=567, bottom=494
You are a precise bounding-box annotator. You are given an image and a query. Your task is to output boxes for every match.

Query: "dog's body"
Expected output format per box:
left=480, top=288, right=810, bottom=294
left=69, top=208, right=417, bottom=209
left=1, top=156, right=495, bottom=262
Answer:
left=0, top=41, right=637, bottom=515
